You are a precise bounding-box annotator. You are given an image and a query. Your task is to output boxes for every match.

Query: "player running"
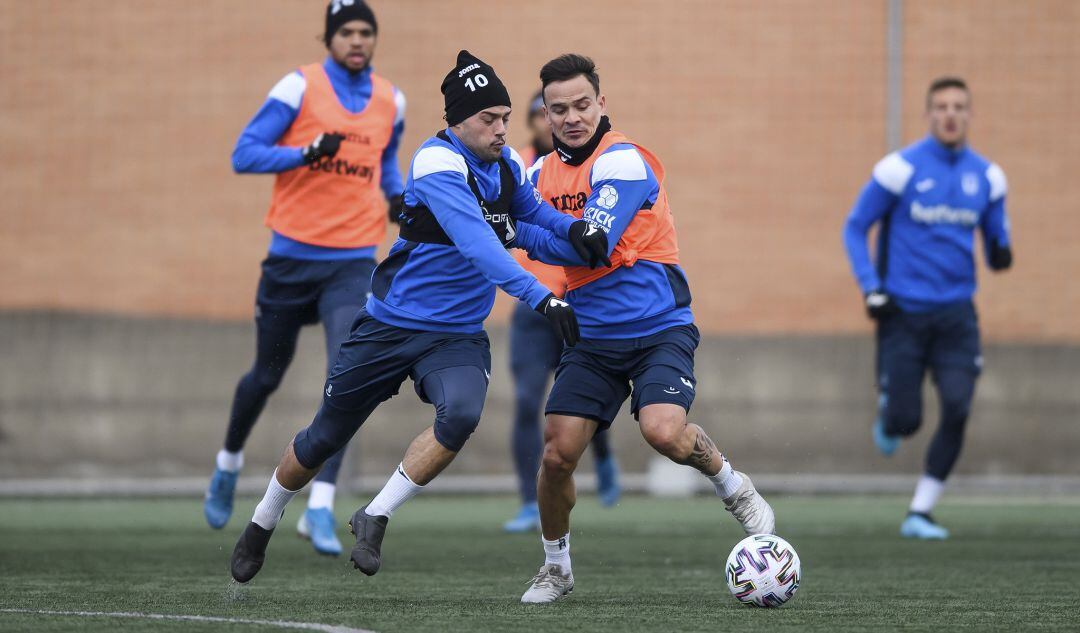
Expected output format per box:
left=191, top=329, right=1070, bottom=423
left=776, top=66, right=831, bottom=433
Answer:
left=503, top=91, right=620, bottom=534
left=510, top=54, right=775, bottom=603
left=843, top=77, right=1012, bottom=540
left=203, top=0, right=405, bottom=557
left=229, top=50, right=609, bottom=584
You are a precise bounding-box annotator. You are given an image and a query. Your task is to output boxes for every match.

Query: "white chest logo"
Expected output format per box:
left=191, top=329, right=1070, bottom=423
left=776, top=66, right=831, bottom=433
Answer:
left=915, top=178, right=935, bottom=193
left=596, top=185, right=619, bottom=209
left=961, top=172, right=979, bottom=196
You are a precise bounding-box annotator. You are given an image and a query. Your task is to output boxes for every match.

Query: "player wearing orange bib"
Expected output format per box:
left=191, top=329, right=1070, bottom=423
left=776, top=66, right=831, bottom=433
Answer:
left=204, top=0, right=405, bottom=558
left=511, top=55, right=776, bottom=602
left=503, top=92, right=620, bottom=533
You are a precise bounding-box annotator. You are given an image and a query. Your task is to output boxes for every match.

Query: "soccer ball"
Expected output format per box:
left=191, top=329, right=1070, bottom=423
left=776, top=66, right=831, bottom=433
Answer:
left=725, top=534, right=801, bottom=607
left=596, top=184, right=619, bottom=209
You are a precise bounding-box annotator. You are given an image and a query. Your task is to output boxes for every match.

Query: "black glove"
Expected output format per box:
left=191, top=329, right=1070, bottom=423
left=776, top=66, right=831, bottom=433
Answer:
left=301, top=132, right=345, bottom=164
left=568, top=220, right=611, bottom=269
left=865, top=290, right=900, bottom=320
left=387, top=195, right=405, bottom=224
left=989, top=243, right=1012, bottom=271
left=535, top=293, right=580, bottom=347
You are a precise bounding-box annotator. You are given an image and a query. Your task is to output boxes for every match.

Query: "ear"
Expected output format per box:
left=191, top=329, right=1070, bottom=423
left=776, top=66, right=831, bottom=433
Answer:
left=597, top=93, right=607, bottom=114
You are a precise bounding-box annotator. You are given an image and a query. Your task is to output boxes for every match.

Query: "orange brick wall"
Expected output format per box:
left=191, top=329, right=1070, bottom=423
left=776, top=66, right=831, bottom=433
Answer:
left=1, top=1, right=1077, bottom=341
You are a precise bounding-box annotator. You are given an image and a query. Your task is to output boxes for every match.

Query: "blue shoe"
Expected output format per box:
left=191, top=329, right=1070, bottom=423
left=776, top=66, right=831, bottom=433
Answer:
left=596, top=456, right=621, bottom=507
left=503, top=502, right=540, bottom=533
left=873, top=416, right=900, bottom=457
left=204, top=468, right=238, bottom=529
left=900, top=513, right=949, bottom=540
left=299, top=507, right=342, bottom=556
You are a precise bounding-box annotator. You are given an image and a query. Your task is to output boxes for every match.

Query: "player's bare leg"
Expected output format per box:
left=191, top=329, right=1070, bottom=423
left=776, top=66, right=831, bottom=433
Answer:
left=523, top=415, right=596, bottom=603
left=638, top=403, right=775, bottom=535
left=349, top=426, right=457, bottom=575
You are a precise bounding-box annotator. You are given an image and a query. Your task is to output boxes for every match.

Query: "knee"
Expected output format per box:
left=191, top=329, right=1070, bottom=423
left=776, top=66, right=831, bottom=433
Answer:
left=939, top=395, right=972, bottom=429
left=249, top=363, right=287, bottom=392
left=884, top=396, right=922, bottom=436
left=434, top=397, right=484, bottom=452
left=640, top=411, right=688, bottom=457
left=541, top=441, right=579, bottom=480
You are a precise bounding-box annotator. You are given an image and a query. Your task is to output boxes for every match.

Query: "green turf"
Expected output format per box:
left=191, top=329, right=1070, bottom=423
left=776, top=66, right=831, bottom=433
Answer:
left=1, top=494, right=1078, bottom=632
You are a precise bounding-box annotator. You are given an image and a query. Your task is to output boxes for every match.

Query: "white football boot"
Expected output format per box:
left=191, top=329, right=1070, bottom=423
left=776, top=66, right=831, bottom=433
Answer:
left=520, top=563, right=574, bottom=604
left=722, top=471, right=776, bottom=535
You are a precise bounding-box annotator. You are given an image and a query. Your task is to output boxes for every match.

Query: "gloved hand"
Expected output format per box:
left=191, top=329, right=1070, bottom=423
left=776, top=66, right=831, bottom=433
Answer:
left=568, top=220, right=611, bottom=269
left=989, top=243, right=1012, bottom=271
left=865, top=290, right=900, bottom=320
left=302, top=132, right=345, bottom=164
left=387, top=195, right=405, bottom=224
left=535, top=293, right=580, bottom=347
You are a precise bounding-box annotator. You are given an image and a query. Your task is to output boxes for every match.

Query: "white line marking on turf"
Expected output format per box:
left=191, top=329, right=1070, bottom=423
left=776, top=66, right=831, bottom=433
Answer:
left=0, top=608, right=376, bottom=633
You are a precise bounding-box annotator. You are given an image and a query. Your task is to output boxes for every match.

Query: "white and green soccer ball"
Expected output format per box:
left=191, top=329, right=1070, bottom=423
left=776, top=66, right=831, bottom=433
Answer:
left=725, top=534, right=801, bottom=607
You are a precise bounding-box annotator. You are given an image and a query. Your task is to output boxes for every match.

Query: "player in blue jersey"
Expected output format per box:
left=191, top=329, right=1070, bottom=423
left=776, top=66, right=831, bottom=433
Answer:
left=502, top=92, right=620, bottom=534
left=510, top=55, right=775, bottom=603
left=843, top=77, right=1012, bottom=540
left=228, top=50, right=609, bottom=584
left=203, top=0, right=406, bottom=557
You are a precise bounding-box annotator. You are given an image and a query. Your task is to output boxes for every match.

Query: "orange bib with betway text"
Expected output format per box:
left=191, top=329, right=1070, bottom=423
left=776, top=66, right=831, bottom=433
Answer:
left=535, top=131, right=679, bottom=291
left=265, top=63, right=396, bottom=248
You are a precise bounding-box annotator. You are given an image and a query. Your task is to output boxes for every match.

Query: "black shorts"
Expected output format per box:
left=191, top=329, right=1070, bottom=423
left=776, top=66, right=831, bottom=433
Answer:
left=545, top=324, right=700, bottom=429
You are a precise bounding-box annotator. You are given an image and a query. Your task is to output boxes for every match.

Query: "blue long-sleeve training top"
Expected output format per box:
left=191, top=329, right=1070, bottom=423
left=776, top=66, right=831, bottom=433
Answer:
left=232, top=57, right=406, bottom=261
left=365, top=128, right=577, bottom=334
left=843, top=136, right=1010, bottom=312
left=512, top=143, right=694, bottom=339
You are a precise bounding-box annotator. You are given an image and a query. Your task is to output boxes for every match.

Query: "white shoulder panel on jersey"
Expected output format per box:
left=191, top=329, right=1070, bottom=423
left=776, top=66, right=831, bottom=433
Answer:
left=506, top=147, right=527, bottom=185
left=526, top=155, right=546, bottom=184
left=986, top=162, right=1008, bottom=201
left=393, top=88, right=406, bottom=127
left=591, top=147, right=647, bottom=185
left=871, top=151, right=915, bottom=195
left=267, top=72, right=306, bottom=110
left=412, top=145, right=468, bottom=180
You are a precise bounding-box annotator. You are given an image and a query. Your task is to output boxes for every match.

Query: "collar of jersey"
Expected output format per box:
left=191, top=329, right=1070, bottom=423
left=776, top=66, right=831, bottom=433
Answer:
left=553, top=115, right=612, bottom=166
left=323, top=56, right=373, bottom=87
left=442, top=127, right=503, bottom=198
left=922, top=134, right=968, bottom=164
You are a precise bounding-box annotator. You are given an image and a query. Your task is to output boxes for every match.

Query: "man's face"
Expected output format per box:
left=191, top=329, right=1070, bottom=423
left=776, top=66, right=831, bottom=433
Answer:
left=528, top=110, right=553, bottom=154
left=454, top=106, right=511, bottom=162
left=926, top=87, right=971, bottom=147
left=328, top=20, right=376, bottom=72
left=543, top=75, right=606, bottom=148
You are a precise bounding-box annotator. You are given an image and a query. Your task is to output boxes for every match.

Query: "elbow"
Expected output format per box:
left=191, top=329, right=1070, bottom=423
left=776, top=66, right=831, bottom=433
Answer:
left=231, top=149, right=251, bottom=174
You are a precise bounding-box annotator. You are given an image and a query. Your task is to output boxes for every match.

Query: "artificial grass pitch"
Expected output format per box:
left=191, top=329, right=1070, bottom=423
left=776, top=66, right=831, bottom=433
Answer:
left=1, top=494, right=1078, bottom=632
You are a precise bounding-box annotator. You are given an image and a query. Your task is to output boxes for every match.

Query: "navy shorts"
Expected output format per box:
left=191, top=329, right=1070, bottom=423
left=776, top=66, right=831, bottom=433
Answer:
left=292, top=310, right=491, bottom=467
left=877, top=300, right=982, bottom=384
left=256, top=255, right=376, bottom=324
left=545, top=324, right=700, bottom=429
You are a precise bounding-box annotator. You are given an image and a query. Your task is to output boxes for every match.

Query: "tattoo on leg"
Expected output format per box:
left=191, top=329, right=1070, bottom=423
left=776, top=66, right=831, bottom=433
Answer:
left=687, top=427, right=719, bottom=473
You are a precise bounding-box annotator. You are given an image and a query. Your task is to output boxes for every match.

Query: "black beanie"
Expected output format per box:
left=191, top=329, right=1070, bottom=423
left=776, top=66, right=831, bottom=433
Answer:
left=441, top=50, right=512, bottom=126
left=324, top=0, right=377, bottom=46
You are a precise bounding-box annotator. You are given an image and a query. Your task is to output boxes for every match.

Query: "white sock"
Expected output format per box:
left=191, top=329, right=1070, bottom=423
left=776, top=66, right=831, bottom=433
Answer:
left=365, top=464, right=423, bottom=518
left=707, top=456, right=743, bottom=499
left=543, top=533, right=571, bottom=574
left=909, top=475, right=945, bottom=515
left=251, top=470, right=301, bottom=530
left=307, top=481, right=336, bottom=511
left=216, top=449, right=243, bottom=473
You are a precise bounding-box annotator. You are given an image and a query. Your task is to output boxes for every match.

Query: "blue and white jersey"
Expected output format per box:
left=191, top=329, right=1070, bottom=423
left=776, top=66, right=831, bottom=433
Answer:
left=843, top=136, right=1011, bottom=311
left=513, top=143, right=694, bottom=339
left=365, top=129, right=576, bottom=333
left=232, top=58, right=406, bottom=261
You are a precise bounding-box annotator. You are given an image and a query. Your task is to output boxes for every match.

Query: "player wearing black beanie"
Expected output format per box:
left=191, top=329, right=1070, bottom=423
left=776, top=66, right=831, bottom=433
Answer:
left=441, top=50, right=513, bottom=127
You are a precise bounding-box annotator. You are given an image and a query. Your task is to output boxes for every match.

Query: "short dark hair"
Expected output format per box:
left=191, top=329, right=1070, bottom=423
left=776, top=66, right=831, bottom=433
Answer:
left=926, top=76, right=969, bottom=109
left=540, top=54, right=600, bottom=100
